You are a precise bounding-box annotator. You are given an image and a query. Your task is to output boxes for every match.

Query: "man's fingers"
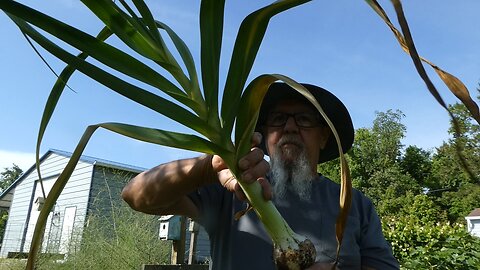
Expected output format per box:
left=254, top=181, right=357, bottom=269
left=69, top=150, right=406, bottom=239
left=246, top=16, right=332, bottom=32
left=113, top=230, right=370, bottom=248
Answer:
left=211, top=155, right=228, bottom=171
left=238, top=147, right=265, bottom=171
left=233, top=183, right=247, bottom=201
left=218, top=170, right=235, bottom=187
left=251, top=132, right=262, bottom=146
left=241, top=158, right=270, bottom=183
left=221, top=175, right=247, bottom=201
left=257, top=177, right=272, bottom=201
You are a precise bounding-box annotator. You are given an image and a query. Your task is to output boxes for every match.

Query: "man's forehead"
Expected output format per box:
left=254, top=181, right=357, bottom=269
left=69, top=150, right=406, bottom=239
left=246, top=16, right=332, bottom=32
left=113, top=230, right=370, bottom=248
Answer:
left=271, top=99, right=316, bottom=112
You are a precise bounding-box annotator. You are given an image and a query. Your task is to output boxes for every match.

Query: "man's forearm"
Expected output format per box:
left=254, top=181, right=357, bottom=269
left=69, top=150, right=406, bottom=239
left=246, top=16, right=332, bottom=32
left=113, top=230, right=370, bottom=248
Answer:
left=121, top=155, right=217, bottom=215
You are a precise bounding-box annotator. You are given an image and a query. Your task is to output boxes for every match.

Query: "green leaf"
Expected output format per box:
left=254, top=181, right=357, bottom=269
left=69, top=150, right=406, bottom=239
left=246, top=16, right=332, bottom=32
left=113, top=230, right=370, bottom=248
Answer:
left=35, top=26, right=112, bottom=191
left=130, top=0, right=162, bottom=42
left=200, top=0, right=225, bottom=128
left=1, top=1, right=208, bottom=114
left=80, top=0, right=166, bottom=62
left=234, top=74, right=277, bottom=159
left=155, top=20, right=204, bottom=113
left=80, top=0, right=192, bottom=91
left=221, top=0, right=311, bottom=136
left=8, top=15, right=211, bottom=137
left=27, top=125, right=98, bottom=270
left=101, top=123, right=231, bottom=157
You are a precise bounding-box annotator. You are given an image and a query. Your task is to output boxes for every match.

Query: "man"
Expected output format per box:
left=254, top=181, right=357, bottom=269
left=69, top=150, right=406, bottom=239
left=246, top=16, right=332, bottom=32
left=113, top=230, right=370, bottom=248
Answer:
left=122, top=83, right=399, bottom=269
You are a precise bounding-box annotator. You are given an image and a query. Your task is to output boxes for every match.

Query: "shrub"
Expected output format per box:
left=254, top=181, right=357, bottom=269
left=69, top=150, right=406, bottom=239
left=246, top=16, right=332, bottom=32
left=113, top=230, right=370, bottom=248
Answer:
left=383, top=216, right=480, bottom=269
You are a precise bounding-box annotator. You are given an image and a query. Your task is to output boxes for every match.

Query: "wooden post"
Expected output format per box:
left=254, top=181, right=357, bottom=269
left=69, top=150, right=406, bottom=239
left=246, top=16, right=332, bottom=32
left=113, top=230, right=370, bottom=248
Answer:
left=187, top=219, right=199, bottom=264
left=170, top=216, right=186, bottom=264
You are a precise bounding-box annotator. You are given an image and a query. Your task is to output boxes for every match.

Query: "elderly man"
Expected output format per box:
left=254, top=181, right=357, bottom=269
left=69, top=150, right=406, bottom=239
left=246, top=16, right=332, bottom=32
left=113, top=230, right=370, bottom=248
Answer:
left=122, top=83, right=399, bottom=270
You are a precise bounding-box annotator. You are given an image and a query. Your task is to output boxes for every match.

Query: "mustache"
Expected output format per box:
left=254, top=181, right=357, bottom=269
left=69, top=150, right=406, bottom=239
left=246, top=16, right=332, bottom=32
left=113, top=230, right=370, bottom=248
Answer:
left=277, top=135, right=304, bottom=148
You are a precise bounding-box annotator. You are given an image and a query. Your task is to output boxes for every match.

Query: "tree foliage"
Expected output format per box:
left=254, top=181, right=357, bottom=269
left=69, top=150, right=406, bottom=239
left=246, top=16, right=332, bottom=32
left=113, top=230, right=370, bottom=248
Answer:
left=0, top=164, right=22, bottom=192
left=349, top=110, right=406, bottom=188
left=399, top=145, right=432, bottom=188
left=319, top=103, right=480, bottom=268
left=1, top=164, right=23, bottom=244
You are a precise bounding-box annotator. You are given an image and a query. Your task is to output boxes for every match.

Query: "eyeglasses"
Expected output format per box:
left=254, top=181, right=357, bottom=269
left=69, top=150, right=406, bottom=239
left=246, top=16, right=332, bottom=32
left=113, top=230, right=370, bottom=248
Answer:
left=265, top=112, right=322, bottom=128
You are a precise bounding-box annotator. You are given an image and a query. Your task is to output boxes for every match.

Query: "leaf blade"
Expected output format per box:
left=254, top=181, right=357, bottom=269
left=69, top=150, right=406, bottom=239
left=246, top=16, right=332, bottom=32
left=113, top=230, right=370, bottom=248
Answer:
left=365, top=0, right=480, bottom=124
left=155, top=20, right=204, bottom=113
left=1, top=1, right=210, bottom=114
left=8, top=15, right=211, bottom=137
left=200, top=0, right=225, bottom=128
left=221, top=0, right=311, bottom=136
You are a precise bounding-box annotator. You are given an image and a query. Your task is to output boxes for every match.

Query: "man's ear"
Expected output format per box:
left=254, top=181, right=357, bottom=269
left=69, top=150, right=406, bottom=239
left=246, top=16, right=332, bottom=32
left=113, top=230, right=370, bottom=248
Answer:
left=319, top=126, right=331, bottom=150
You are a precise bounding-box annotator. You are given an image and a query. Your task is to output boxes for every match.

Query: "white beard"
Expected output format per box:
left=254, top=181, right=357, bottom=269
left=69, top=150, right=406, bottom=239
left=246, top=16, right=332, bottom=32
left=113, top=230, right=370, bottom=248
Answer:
left=270, top=136, right=316, bottom=201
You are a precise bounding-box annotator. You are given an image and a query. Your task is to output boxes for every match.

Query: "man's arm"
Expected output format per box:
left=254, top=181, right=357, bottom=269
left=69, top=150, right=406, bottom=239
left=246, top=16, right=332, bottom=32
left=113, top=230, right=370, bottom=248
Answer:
left=121, top=132, right=271, bottom=220
left=122, top=155, right=216, bottom=219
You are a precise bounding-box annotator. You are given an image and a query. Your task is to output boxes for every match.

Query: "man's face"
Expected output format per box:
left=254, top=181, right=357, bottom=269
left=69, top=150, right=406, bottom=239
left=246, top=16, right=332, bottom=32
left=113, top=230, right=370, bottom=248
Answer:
left=265, top=99, right=331, bottom=173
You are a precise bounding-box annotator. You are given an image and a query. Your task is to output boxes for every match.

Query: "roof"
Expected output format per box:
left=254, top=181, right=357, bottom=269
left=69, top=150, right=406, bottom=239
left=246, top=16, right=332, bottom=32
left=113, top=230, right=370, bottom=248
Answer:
left=50, top=149, right=146, bottom=172
left=466, top=208, right=480, bottom=218
left=0, top=149, right=146, bottom=210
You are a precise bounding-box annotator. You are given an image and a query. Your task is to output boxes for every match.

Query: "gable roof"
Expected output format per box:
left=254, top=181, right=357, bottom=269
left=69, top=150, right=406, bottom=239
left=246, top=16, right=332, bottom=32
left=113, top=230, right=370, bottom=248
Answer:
left=466, top=208, right=480, bottom=219
left=0, top=149, right=145, bottom=210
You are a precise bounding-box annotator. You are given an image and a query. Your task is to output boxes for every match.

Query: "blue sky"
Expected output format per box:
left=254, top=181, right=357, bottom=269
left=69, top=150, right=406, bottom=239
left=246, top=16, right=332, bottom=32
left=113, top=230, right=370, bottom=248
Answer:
left=1, top=0, right=479, bottom=172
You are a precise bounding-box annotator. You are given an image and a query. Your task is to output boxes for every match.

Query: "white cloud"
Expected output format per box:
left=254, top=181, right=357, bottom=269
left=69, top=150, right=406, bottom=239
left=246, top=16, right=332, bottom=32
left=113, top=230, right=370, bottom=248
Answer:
left=0, top=150, right=36, bottom=172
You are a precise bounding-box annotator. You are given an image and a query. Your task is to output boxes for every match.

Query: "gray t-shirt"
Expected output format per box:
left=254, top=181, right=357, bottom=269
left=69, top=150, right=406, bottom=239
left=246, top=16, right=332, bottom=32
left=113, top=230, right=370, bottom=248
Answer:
left=188, top=175, right=399, bottom=270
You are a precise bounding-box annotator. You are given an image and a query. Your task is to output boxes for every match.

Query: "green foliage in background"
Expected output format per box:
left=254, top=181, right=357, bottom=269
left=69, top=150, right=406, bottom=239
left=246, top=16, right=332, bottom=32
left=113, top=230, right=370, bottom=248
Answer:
left=0, top=165, right=23, bottom=245
left=0, top=164, right=22, bottom=192
left=383, top=217, right=480, bottom=270
left=319, top=93, right=480, bottom=269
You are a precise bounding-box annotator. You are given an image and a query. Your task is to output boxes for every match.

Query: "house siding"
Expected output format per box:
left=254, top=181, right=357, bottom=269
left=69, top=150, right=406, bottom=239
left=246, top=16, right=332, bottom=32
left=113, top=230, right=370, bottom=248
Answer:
left=87, top=165, right=137, bottom=219
left=468, top=219, right=480, bottom=237
left=0, top=153, right=93, bottom=257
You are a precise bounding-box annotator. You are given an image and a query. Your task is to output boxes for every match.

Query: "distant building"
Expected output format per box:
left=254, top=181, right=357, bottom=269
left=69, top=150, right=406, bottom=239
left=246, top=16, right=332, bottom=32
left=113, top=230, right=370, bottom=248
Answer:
left=0, top=149, right=210, bottom=262
left=465, top=208, right=480, bottom=238
left=0, top=149, right=144, bottom=258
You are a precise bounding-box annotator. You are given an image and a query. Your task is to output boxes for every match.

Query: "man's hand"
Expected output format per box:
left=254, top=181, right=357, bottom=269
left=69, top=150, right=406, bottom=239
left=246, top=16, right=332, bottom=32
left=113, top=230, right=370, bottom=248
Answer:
left=212, top=132, right=271, bottom=201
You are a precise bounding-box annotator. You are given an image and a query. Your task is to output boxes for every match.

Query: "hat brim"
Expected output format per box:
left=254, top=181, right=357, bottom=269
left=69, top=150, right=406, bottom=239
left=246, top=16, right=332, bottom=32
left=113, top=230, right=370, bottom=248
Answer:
left=255, top=83, right=354, bottom=164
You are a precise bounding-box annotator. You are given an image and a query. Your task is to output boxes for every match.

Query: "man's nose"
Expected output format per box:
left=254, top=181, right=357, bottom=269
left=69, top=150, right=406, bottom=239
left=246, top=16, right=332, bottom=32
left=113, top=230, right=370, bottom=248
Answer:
left=283, top=116, right=299, bottom=132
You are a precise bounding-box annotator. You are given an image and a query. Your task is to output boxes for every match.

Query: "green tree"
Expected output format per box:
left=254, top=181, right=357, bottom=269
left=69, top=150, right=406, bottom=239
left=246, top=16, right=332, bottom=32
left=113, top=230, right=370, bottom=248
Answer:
left=0, top=164, right=23, bottom=244
left=439, top=183, right=480, bottom=223
left=0, top=164, right=22, bottom=192
left=349, top=110, right=406, bottom=190
left=431, top=90, right=480, bottom=190
left=365, top=166, right=421, bottom=215
left=399, top=145, right=432, bottom=189
left=429, top=91, right=480, bottom=224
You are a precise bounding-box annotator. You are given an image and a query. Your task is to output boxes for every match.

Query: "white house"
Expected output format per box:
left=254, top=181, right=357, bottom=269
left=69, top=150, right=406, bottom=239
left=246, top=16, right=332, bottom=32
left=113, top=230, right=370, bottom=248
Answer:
left=0, top=149, right=211, bottom=263
left=0, top=149, right=145, bottom=258
left=466, top=208, right=480, bottom=238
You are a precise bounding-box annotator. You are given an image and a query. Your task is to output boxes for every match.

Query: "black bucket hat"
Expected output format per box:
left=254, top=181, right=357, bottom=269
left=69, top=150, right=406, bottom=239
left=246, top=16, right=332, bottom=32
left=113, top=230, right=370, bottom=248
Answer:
left=255, top=82, right=354, bottom=164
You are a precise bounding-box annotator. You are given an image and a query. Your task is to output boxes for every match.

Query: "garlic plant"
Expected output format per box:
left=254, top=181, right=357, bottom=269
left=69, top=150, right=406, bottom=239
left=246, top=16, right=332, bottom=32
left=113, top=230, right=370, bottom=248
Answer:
left=1, top=0, right=478, bottom=269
